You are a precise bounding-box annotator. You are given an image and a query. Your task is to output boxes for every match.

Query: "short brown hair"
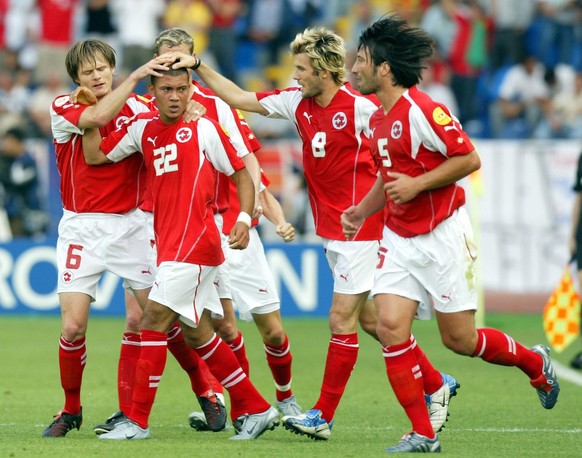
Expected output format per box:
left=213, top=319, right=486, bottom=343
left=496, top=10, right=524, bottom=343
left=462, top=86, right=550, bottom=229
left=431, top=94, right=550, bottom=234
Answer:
left=65, top=40, right=116, bottom=84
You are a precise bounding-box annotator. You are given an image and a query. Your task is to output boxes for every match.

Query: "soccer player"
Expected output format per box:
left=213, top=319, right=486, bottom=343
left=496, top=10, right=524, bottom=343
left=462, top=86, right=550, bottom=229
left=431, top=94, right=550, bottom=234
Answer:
left=82, top=66, right=279, bottom=441
left=342, top=16, right=560, bottom=452
left=42, top=39, right=175, bottom=438
left=153, top=28, right=302, bottom=426
left=169, top=26, right=458, bottom=440
left=92, top=27, right=266, bottom=435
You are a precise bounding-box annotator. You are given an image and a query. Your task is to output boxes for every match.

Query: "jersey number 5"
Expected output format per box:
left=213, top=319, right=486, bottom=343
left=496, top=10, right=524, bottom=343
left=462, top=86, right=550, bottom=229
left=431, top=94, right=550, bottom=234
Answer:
left=377, top=138, right=392, bottom=167
left=153, top=144, right=179, bottom=176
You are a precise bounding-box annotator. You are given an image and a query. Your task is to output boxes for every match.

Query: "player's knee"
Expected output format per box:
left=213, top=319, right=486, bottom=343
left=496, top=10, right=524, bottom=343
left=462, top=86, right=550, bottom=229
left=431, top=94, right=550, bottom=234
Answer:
left=125, top=313, right=142, bottom=333
left=61, top=321, right=87, bottom=342
left=441, top=334, right=474, bottom=356
left=215, top=320, right=238, bottom=341
left=261, top=326, right=285, bottom=346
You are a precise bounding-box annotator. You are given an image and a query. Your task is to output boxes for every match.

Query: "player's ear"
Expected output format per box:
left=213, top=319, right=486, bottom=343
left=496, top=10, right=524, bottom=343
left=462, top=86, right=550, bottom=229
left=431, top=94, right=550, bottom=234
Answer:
left=148, top=83, right=155, bottom=95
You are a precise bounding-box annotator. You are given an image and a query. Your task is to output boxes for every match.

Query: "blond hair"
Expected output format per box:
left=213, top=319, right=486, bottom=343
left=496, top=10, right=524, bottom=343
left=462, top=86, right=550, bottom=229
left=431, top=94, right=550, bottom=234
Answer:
left=155, top=28, right=194, bottom=55
left=290, top=27, right=346, bottom=86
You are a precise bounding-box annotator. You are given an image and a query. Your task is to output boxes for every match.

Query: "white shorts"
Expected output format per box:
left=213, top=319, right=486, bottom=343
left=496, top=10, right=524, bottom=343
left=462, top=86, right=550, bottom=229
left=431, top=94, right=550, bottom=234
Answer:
left=213, top=214, right=231, bottom=299
left=123, top=210, right=157, bottom=289
left=322, top=239, right=379, bottom=294
left=228, top=227, right=280, bottom=322
left=148, top=261, right=224, bottom=328
left=56, top=209, right=153, bottom=301
left=372, top=208, right=478, bottom=320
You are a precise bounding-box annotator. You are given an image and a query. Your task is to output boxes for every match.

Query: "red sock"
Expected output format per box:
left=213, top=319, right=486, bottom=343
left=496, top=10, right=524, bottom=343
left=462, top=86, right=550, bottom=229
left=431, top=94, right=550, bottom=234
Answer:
left=197, top=357, right=224, bottom=396
left=129, top=330, right=167, bottom=429
left=166, top=323, right=214, bottom=397
left=313, top=333, right=358, bottom=421
left=383, top=339, right=434, bottom=439
left=59, top=336, right=86, bottom=414
left=226, top=331, right=250, bottom=376
left=409, top=334, right=443, bottom=395
left=118, top=332, right=140, bottom=414
left=194, top=334, right=269, bottom=420
left=473, top=328, right=542, bottom=379
left=264, top=334, right=293, bottom=402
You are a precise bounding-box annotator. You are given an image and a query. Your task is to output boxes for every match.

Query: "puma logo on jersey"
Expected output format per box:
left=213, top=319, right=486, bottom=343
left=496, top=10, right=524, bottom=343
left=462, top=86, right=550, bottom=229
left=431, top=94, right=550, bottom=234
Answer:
left=141, top=267, right=152, bottom=275
left=147, top=136, right=157, bottom=146
left=339, top=273, right=349, bottom=282
left=303, top=112, right=313, bottom=124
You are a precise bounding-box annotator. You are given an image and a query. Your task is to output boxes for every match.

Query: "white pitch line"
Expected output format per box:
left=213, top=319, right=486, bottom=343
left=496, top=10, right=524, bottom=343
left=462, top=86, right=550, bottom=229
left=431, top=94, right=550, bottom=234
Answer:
left=553, top=360, right=582, bottom=386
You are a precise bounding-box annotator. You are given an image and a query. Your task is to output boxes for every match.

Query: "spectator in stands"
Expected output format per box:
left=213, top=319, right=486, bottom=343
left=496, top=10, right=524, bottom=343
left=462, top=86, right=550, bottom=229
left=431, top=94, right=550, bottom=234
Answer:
left=163, top=0, right=213, bottom=63
left=2, top=0, right=36, bottom=72
left=0, top=68, right=29, bottom=134
left=26, top=69, right=71, bottom=139
left=448, top=0, right=491, bottom=125
left=83, top=0, right=118, bottom=51
left=534, top=69, right=582, bottom=138
left=490, top=54, right=550, bottom=138
left=532, top=0, right=582, bottom=68
left=206, top=0, right=243, bottom=84
left=482, top=0, right=535, bottom=71
left=419, top=60, right=460, bottom=119
left=33, top=0, right=78, bottom=86
left=245, top=0, right=291, bottom=67
left=420, top=0, right=459, bottom=62
left=345, top=0, right=377, bottom=75
left=0, top=127, right=48, bottom=237
left=109, top=0, right=165, bottom=75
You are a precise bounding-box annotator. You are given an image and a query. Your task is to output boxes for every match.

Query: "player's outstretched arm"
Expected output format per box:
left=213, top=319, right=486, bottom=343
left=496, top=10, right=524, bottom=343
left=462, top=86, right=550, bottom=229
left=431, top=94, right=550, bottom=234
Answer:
left=169, top=52, right=267, bottom=115
left=259, top=188, right=295, bottom=243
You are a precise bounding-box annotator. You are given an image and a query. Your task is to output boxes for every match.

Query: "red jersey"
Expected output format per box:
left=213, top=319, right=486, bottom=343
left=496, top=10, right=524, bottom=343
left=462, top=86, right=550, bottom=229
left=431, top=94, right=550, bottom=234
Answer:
left=191, top=81, right=253, bottom=215
left=50, top=93, right=153, bottom=213
left=369, top=86, right=475, bottom=237
left=101, top=112, right=246, bottom=266
left=256, top=83, right=383, bottom=241
left=38, top=0, right=76, bottom=45
left=0, top=0, right=6, bottom=48
left=137, top=82, right=255, bottom=214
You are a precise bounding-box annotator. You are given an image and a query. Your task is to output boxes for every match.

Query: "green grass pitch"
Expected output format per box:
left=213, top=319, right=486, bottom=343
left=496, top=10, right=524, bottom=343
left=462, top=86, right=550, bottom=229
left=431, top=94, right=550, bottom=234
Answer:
left=1, top=313, right=581, bottom=457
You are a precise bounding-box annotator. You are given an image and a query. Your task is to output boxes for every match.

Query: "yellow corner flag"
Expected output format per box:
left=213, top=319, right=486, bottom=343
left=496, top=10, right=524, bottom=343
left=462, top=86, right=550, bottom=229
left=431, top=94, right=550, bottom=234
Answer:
left=543, top=264, right=581, bottom=353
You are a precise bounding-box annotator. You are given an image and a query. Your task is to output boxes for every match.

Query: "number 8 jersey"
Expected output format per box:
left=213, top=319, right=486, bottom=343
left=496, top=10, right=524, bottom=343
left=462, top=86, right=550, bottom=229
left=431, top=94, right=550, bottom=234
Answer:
left=256, top=82, right=383, bottom=241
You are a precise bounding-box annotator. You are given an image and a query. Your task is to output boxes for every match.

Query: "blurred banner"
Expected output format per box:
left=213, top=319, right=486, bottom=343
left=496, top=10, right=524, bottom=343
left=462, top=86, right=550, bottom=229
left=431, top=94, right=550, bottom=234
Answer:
left=0, top=239, right=334, bottom=317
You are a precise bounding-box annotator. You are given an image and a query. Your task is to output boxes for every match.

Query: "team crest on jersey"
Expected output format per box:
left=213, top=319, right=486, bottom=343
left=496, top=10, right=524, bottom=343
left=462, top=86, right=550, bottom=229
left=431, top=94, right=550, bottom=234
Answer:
left=62, top=270, right=74, bottom=283
left=54, top=95, right=70, bottom=107
left=332, top=112, right=348, bottom=130
left=176, top=127, right=193, bottom=143
left=433, top=107, right=452, bottom=125
left=115, top=116, right=129, bottom=129
left=391, top=120, right=403, bottom=139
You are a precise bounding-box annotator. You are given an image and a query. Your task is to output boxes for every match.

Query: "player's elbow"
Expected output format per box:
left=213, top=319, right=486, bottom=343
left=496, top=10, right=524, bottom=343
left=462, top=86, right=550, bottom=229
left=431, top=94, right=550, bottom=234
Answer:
left=84, top=153, right=109, bottom=165
left=466, top=151, right=481, bottom=173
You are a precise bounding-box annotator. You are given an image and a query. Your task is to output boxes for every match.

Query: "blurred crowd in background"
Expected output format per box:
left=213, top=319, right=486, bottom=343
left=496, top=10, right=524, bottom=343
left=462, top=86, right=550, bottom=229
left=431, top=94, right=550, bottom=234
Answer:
left=0, top=0, right=581, bottom=240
